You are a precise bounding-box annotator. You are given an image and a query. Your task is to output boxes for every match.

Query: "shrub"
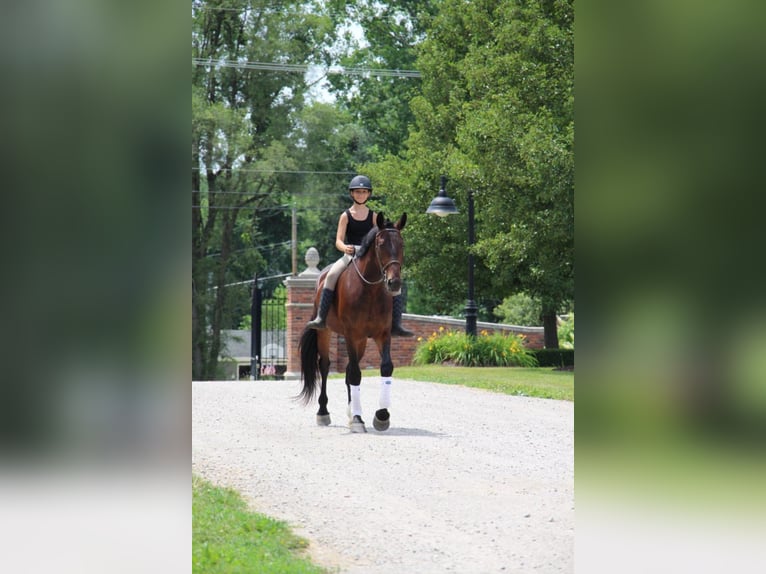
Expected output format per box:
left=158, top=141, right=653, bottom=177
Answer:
left=413, top=327, right=538, bottom=367
left=493, top=292, right=542, bottom=326
left=532, top=348, right=574, bottom=368
left=558, top=313, right=574, bottom=349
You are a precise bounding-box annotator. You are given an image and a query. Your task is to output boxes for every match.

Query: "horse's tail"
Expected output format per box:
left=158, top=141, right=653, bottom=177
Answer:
left=298, top=326, right=319, bottom=405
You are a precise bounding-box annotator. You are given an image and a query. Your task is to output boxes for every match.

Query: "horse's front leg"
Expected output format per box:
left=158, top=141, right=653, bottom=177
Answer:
left=373, top=336, right=393, bottom=431
left=345, top=340, right=367, bottom=433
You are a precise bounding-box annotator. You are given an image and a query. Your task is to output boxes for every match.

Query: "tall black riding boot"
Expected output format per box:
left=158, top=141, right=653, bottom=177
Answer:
left=307, top=288, right=334, bottom=330
left=391, top=294, right=414, bottom=337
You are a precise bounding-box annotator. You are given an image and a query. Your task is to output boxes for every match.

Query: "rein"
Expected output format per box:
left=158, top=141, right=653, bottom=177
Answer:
left=351, top=228, right=401, bottom=286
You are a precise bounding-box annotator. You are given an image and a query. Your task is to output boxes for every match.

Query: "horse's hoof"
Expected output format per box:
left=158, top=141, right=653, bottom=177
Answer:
left=316, top=414, right=331, bottom=426
left=373, top=409, right=390, bottom=432
left=349, top=415, right=367, bottom=433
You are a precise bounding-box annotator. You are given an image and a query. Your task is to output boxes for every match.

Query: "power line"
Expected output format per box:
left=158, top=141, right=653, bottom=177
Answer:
left=211, top=272, right=293, bottom=290
left=193, top=6, right=245, bottom=12
left=193, top=3, right=319, bottom=13
left=192, top=58, right=421, bottom=78
left=193, top=190, right=348, bottom=196
left=191, top=167, right=355, bottom=174
left=206, top=240, right=292, bottom=258
left=193, top=190, right=259, bottom=196
left=192, top=205, right=339, bottom=211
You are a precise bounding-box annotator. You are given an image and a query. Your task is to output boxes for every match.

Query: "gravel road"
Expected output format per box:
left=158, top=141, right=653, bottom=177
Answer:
left=192, top=377, right=574, bottom=573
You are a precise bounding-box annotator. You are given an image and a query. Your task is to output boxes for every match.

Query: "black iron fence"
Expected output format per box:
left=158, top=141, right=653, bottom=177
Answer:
left=250, top=277, right=287, bottom=380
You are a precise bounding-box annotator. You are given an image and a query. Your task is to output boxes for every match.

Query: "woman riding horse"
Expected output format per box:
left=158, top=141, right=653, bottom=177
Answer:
left=306, top=175, right=413, bottom=337
left=299, top=206, right=409, bottom=433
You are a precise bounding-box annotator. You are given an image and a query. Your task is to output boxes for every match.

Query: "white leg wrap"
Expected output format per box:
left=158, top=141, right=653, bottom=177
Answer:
left=379, top=377, right=392, bottom=409
left=350, top=385, right=363, bottom=416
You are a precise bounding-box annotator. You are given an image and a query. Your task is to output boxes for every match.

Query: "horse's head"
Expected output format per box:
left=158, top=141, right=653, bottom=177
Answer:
left=374, top=212, right=407, bottom=295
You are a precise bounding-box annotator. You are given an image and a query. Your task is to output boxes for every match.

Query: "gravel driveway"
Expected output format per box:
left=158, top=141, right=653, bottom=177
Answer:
left=192, top=377, right=574, bottom=573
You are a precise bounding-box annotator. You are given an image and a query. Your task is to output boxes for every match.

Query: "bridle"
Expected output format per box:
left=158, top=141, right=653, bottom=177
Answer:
left=351, top=228, right=402, bottom=286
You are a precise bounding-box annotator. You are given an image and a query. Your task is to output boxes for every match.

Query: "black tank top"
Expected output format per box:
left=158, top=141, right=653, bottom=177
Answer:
left=344, top=209, right=374, bottom=245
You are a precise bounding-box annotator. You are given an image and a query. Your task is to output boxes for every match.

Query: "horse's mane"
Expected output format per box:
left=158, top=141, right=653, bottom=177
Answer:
left=355, top=216, right=396, bottom=259
left=355, top=226, right=379, bottom=259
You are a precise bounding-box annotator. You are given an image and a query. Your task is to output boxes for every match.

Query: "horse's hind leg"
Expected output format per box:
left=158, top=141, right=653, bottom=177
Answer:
left=316, top=331, right=331, bottom=426
left=373, top=337, right=393, bottom=431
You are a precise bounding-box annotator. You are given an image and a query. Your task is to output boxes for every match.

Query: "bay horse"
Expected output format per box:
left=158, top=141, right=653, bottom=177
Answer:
left=298, top=212, right=407, bottom=433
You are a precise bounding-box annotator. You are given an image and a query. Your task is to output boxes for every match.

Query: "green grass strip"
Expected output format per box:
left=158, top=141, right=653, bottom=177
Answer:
left=193, top=475, right=327, bottom=574
left=397, top=366, right=573, bottom=401
left=332, top=365, right=573, bottom=401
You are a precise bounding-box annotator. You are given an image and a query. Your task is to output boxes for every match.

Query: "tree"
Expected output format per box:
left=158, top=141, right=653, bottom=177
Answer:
left=494, top=292, right=543, bottom=326
left=367, top=0, right=573, bottom=347
left=192, top=1, right=337, bottom=379
left=326, top=1, right=438, bottom=160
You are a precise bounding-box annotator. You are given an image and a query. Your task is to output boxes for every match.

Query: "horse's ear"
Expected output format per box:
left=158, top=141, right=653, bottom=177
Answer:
left=376, top=212, right=385, bottom=229
left=396, top=212, right=407, bottom=230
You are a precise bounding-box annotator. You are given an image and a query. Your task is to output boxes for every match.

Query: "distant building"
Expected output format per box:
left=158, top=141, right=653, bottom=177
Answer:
left=218, top=329, right=287, bottom=380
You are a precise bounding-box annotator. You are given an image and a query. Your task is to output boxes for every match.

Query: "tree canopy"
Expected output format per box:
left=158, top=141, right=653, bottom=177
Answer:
left=366, top=0, right=573, bottom=346
left=192, top=0, right=342, bottom=379
left=192, top=0, right=574, bottom=377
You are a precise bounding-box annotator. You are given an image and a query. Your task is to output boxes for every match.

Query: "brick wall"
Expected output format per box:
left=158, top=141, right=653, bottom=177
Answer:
left=285, top=260, right=544, bottom=376
left=333, top=314, right=543, bottom=373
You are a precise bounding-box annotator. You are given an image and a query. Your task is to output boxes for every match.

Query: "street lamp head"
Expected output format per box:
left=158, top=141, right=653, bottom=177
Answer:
left=426, top=194, right=458, bottom=217
left=426, top=175, right=459, bottom=217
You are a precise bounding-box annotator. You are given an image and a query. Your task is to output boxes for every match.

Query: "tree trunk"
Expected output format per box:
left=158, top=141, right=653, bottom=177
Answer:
left=542, top=310, right=559, bottom=349
left=203, top=209, right=237, bottom=379
left=192, top=281, right=203, bottom=380
left=192, top=151, right=204, bottom=380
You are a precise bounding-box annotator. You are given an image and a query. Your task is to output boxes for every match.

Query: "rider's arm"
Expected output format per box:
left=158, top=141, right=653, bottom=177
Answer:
left=335, top=212, right=354, bottom=255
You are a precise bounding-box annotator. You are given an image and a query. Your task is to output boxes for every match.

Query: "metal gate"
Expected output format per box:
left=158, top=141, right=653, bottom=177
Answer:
left=250, top=274, right=288, bottom=380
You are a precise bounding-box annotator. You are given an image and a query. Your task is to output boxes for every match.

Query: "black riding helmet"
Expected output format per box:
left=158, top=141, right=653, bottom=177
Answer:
left=348, top=175, right=372, bottom=204
left=348, top=175, right=372, bottom=191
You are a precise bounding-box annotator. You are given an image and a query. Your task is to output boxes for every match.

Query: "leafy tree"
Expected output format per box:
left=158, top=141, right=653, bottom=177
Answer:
left=286, top=102, right=376, bottom=267
left=192, top=1, right=337, bottom=379
left=367, top=0, right=573, bottom=347
left=494, top=292, right=543, bottom=326
left=326, top=1, right=438, bottom=160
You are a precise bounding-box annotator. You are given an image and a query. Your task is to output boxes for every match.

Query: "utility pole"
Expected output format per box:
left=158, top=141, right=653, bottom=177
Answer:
left=291, top=205, right=297, bottom=276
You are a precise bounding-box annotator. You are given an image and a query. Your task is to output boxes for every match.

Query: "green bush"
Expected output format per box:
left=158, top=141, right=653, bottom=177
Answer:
left=532, top=348, right=574, bottom=368
left=413, top=327, right=538, bottom=367
left=558, top=312, right=574, bottom=349
left=493, top=292, right=542, bottom=326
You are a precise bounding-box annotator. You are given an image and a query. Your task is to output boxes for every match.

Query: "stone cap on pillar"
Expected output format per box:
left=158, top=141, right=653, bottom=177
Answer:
left=286, top=247, right=322, bottom=289
left=298, top=247, right=321, bottom=277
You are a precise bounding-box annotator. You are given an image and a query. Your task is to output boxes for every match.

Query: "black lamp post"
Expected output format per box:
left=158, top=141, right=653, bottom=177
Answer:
left=426, top=176, right=478, bottom=337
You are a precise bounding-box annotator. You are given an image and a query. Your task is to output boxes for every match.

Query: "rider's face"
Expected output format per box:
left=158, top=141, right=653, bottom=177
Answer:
left=351, top=188, right=370, bottom=202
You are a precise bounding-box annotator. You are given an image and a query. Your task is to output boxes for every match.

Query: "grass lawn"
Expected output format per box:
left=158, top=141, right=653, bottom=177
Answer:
left=398, top=365, right=573, bottom=401
left=333, top=365, right=573, bottom=401
left=193, top=475, right=327, bottom=574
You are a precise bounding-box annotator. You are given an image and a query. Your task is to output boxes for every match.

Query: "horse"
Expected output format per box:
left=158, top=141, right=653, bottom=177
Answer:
left=298, top=212, right=407, bottom=433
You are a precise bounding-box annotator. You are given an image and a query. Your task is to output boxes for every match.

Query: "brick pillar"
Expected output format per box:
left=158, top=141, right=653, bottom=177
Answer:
left=284, top=248, right=321, bottom=378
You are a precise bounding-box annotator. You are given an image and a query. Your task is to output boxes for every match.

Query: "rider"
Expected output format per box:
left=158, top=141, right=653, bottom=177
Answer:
left=306, top=175, right=414, bottom=337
